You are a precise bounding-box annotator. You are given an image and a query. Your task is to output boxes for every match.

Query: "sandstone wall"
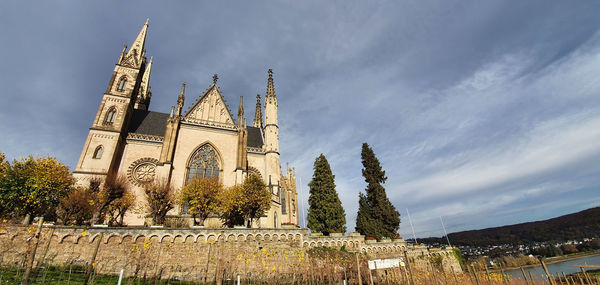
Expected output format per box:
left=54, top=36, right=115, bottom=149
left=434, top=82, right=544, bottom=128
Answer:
left=0, top=225, right=461, bottom=281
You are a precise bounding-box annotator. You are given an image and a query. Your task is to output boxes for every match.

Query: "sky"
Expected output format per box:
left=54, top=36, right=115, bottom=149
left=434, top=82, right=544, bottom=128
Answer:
left=1, top=1, right=600, bottom=238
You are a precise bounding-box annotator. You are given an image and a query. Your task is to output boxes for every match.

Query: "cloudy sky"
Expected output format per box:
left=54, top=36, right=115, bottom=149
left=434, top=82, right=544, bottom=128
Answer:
left=1, top=1, right=600, bottom=238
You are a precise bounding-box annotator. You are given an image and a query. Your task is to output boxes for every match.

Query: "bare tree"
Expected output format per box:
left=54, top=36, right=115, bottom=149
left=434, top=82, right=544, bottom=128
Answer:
left=143, top=179, right=175, bottom=225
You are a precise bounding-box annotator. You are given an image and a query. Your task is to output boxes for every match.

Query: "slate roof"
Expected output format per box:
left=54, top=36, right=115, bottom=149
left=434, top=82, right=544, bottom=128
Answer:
left=247, top=126, right=264, bottom=148
left=128, top=109, right=264, bottom=149
left=128, top=109, right=169, bottom=136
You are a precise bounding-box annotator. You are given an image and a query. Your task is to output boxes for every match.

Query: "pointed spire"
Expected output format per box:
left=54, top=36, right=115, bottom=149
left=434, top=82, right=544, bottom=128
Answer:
left=237, top=95, right=244, bottom=126
left=266, top=69, right=276, bottom=98
left=253, top=94, right=264, bottom=128
left=176, top=82, right=185, bottom=116
left=138, top=56, right=152, bottom=99
left=124, top=19, right=149, bottom=67
left=118, top=45, right=127, bottom=63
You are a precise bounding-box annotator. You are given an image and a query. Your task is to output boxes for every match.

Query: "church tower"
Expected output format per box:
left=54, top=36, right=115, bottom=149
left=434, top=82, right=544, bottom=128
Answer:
left=264, top=69, right=282, bottom=226
left=73, top=19, right=150, bottom=183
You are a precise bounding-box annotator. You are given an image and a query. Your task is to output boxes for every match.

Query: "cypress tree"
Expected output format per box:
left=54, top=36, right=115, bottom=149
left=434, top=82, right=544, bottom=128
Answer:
left=355, top=143, right=400, bottom=239
left=307, top=154, right=347, bottom=235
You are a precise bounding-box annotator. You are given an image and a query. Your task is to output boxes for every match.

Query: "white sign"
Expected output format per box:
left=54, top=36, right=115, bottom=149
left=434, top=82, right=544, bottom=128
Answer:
left=368, top=258, right=405, bottom=270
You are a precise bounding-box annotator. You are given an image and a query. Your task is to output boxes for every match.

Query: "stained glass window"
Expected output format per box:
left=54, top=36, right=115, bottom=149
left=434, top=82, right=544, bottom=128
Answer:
left=186, top=144, right=220, bottom=185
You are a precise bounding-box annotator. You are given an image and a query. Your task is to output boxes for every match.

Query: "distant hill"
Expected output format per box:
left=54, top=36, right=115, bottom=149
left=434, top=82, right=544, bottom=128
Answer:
left=420, top=207, right=600, bottom=246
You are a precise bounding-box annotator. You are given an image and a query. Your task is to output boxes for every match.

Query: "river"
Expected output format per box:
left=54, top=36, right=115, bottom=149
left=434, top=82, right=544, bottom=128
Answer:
left=504, top=254, right=600, bottom=279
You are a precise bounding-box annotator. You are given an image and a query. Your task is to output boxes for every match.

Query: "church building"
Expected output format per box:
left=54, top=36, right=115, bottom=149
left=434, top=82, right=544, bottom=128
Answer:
left=73, top=20, right=299, bottom=228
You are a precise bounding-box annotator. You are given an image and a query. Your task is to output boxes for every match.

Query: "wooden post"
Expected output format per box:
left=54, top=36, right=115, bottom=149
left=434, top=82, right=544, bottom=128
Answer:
left=403, top=250, right=415, bottom=285
left=470, top=264, right=481, bottom=285
left=204, top=242, right=212, bottom=284
left=368, top=262, right=374, bottom=285
left=528, top=272, right=535, bottom=285
left=499, top=266, right=506, bottom=285
left=441, top=265, right=448, bottom=285
left=451, top=266, right=459, bottom=284
left=561, top=272, right=570, bottom=285
left=520, top=267, right=529, bottom=285
left=540, top=258, right=556, bottom=285
left=580, top=267, right=592, bottom=285
left=32, top=226, right=55, bottom=281
left=576, top=273, right=585, bottom=285
left=84, top=232, right=103, bottom=285
left=484, top=265, right=491, bottom=284
left=356, top=254, right=362, bottom=285
left=21, top=217, right=44, bottom=285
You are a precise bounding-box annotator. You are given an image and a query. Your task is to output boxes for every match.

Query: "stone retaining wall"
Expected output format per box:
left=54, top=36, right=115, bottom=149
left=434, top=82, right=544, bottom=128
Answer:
left=0, top=225, right=461, bottom=281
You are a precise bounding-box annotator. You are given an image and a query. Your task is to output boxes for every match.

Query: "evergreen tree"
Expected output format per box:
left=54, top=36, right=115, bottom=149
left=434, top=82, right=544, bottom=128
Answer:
left=355, top=143, right=400, bottom=239
left=307, top=154, right=346, bottom=235
left=355, top=192, right=383, bottom=238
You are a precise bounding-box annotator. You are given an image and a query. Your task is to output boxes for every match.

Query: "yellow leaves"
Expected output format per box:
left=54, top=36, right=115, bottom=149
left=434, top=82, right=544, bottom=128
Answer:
left=81, top=231, right=88, bottom=237
left=143, top=239, right=152, bottom=249
left=271, top=266, right=276, bottom=271
left=131, top=244, right=139, bottom=252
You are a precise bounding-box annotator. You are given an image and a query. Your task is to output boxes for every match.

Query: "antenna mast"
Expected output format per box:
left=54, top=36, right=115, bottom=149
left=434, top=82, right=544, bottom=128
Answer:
left=440, top=216, right=452, bottom=247
left=298, top=177, right=306, bottom=228
left=406, top=208, right=418, bottom=244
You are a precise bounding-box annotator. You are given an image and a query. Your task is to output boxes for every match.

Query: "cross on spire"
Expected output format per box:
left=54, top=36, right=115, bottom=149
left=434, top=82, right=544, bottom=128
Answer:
left=213, top=74, right=218, bottom=84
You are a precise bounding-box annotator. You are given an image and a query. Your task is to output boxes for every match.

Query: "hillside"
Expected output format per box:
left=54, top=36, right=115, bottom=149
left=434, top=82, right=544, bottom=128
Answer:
left=421, top=207, right=600, bottom=246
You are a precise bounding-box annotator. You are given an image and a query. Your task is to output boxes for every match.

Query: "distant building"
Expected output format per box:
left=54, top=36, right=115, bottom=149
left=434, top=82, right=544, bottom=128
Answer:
left=73, top=20, right=298, bottom=228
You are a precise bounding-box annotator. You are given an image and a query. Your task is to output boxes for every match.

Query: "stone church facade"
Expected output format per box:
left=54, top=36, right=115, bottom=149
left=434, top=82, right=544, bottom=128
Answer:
left=73, top=20, right=298, bottom=228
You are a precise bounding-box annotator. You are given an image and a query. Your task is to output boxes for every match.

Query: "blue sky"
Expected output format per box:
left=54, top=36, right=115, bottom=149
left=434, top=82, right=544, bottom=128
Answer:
left=1, top=1, right=600, bottom=238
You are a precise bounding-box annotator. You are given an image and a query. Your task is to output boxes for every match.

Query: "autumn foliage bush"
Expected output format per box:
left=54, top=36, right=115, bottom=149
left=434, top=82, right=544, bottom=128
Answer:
left=57, top=186, right=95, bottom=225
left=0, top=154, right=74, bottom=223
left=143, top=179, right=175, bottom=225
left=180, top=177, right=223, bottom=226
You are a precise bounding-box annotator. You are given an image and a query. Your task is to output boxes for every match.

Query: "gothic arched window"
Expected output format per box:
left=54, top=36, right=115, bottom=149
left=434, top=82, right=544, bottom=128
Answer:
left=104, top=107, right=117, bottom=125
left=186, top=144, right=220, bottom=185
left=93, top=146, right=103, bottom=159
left=116, top=76, right=127, bottom=91
left=281, top=190, right=287, bottom=214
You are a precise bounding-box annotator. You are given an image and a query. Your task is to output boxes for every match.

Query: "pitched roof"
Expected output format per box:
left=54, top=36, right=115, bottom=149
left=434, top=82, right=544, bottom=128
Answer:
left=128, top=109, right=264, bottom=149
left=128, top=109, right=169, bottom=136
left=247, top=126, right=264, bottom=148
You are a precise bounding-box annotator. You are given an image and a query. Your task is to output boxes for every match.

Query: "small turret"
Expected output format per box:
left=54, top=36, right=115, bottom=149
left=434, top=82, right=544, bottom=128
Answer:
left=176, top=82, right=185, bottom=116
left=135, top=56, right=153, bottom=110
left=237, top=95, right=244, bottom=127
left=253, top=94, right=263, bottom=128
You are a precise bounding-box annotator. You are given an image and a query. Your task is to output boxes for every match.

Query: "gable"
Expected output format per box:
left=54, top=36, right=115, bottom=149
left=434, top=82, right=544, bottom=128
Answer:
left=184, top=85, right=235, bottom=125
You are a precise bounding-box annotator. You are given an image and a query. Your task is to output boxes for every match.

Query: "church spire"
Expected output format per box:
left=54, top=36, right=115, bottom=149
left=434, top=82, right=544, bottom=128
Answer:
left=135, top=56, right=153, bottom=110
left=121, top=19, right=149, bottom=68
left=237, top=95, right=244, bottom=126
left=253, top=94, right=263, bottom=128
left=176, top=82, right=185, bottom=116
left=266, top=69, right=276, bottom=98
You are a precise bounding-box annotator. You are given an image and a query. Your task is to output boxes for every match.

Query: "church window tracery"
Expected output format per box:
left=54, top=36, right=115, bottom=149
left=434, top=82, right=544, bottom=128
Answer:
left=281, top=190, right=287, bottom=214
left=186, top=144, right=220, bottom=184
left=104, top=107, right=117, bottom=125
left=116, top=76, right=127, bottom=91
left=93, top=146, right=103, bottom=159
